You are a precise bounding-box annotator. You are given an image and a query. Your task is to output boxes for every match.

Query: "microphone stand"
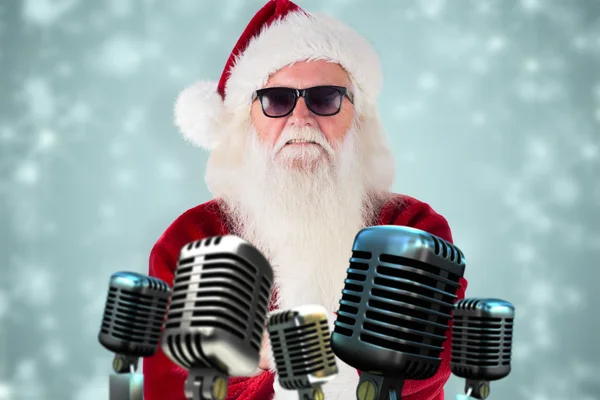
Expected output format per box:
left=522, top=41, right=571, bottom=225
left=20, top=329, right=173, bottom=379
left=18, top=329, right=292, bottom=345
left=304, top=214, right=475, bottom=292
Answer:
left=356, top=372, right=405, bottom=400
left=184, top=368, right=229, bottom=400
left=297, top=384, right=324, bottom=400
left=456, top=379, right=491, bottom=400
left=109, top=354, right=143, bottom=400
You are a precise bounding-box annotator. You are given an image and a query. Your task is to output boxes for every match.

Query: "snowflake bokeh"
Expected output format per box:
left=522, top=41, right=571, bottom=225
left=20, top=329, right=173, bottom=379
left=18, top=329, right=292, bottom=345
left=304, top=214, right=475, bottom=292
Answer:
left=1, top=0, right=599, bottom=399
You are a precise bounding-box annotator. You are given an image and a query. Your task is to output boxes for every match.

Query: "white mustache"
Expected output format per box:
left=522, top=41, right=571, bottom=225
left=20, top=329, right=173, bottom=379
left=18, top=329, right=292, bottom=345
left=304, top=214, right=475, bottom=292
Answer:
left=274, top=127, right=334, bottom=153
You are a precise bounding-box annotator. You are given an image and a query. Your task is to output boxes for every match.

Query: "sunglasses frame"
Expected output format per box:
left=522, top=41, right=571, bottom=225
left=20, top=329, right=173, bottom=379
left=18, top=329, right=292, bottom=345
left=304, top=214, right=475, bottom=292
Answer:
left=252, top=85, right=354, bottom=118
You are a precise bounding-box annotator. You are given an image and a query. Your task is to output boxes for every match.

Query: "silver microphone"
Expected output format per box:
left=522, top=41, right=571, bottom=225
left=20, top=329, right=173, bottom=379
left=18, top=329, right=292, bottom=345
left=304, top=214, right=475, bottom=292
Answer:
left=451, top=298, right=515, bottom=400
left=330, top=225, right=467, bottom=400
left=267, top=304, right=338, bottom=400
left=98, top=271, right=171, bottom=400
left=160, top=235, right=274, bottom=400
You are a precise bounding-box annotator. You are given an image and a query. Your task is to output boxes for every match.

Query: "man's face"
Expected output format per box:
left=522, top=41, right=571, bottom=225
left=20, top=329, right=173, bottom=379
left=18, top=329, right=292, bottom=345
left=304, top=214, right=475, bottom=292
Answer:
left=250, top=60, right=355, bottom=170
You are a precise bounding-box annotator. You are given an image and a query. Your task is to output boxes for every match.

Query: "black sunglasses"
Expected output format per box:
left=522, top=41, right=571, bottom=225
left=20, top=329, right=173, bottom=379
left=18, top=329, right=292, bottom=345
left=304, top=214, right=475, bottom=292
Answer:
left=252, top=85, right=354, bottom=118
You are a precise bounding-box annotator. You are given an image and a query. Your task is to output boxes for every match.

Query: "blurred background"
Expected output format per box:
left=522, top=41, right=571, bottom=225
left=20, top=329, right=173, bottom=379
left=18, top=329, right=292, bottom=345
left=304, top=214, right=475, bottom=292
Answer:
left=1, top=0, right=599, bottom=399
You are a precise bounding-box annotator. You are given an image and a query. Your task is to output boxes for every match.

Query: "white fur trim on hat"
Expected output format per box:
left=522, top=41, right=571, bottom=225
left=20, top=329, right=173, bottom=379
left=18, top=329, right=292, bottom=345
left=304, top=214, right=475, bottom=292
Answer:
left=224, top=11, right=382, bottom=118
left=174, top=80, right=224, bottom=150
left=175, top=10, right=383, bottom=149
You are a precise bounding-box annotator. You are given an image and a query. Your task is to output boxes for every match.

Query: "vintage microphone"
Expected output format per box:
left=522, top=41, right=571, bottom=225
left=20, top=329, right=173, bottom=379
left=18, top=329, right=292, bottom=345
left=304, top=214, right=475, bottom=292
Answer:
left=267, top=304, right=338, bottom=400
left=451, top=298, right=515, bottom=400
left=98, top=271, right=171, bottom=400
left=160, top=235, right=274, bottom=400
left=330, top=225, right=467, bottom=400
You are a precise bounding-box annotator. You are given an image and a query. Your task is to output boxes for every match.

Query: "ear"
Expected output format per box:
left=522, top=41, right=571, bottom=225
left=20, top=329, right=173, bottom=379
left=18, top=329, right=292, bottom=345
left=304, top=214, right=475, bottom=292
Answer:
left=174, top=81, right=224, bottom=150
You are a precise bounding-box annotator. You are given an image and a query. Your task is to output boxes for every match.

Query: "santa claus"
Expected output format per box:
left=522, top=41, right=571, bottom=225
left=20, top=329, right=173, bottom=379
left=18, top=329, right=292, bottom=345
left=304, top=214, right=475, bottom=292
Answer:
left=143, top=0, right=468, bottom=399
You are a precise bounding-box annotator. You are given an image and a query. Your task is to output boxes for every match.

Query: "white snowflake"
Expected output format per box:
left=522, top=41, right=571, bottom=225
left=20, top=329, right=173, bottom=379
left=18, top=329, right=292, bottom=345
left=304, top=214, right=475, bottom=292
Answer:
left=12, top=359, right=44, bottom=399
left=580, top=143, right=598, bottom=160
left=526, top=136, right=553, bottom=165
left=42, top=339, right=68, bottom=366
left=107, top=0, right=133, bottom=18
left=469, top=57, right=489, bottom=74
left=158, top=160, right=184, bottom=180
left=0, top=127, right=15, bottom=143
left=39, top=313, right=58, bottom=331
left=55, top=62, right=73, bottom=77
left=13, top=161, right=39, bottom=185
left=594, top=107, right=600, bottom=122
left=221, top=0, right=245, bottom=22
left=0, top=382, right=12, bottom=400
left=22, top=0, right=80, bottom=27
left=98, top=202, right=117, bottom=219
left=487, top=35, right=507, bottom=52
left=524, top=57, right=540, bottom=73
left=521, top=0, right=544, bottom=12
left=593, top=82, right=600, bottom=99
left=11, top=265, right=56, bottom=307
left=471, top=111, right=487, bottom=126
left=0, top=291, right=7, bottom=321
left=36, top=129, right=56, bottom=152
left=114, top=168, right=134, bottom=187
left=122, top=107, right=146, bottom=134
left=21, top=77, right=56, bottom=120
left=419, top=0, right=445, bottom=18
left=562, top=287, right=584, bottom=309
left=513, top=341, right=533, bottom=362
left=475, top=1, right=494, bottom=15
left=72, top=373, right=108, bottom=400
left=204, top=29, right=221, bottom=45
left=63, top=101, right=93, bottom=126
left=550, top=174, right=581, bottom=206
left=108, top=139, right=127, bottom=158
left=83, top=293, right=110, bottom=338
left=513, top=242, right=537, bottom=265
left=167, top=64, right=186, bottom=79
left=95, top=36, right=145, bottom=76
left=417, top=72, right=438, bottom=91
left=573, top=35, right=589, bottom=50
left=529, top=281, right=554, bottom=305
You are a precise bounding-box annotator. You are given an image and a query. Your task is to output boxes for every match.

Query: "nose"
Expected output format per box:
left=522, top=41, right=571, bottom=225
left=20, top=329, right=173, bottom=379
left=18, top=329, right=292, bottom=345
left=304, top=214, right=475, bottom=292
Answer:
left=288, top=97, right=316, bottom=127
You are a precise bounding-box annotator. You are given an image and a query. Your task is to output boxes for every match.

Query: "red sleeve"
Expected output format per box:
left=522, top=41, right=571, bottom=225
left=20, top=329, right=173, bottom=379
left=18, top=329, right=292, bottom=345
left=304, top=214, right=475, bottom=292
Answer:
left=143, top=241, right=188, bottom=400
left=143, top=204, right=278, bottom=400
left=358, top=196, right=468, bottom=400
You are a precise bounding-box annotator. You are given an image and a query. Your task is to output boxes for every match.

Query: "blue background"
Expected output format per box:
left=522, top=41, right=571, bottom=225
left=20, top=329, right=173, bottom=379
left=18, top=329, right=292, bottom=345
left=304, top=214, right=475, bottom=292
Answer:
left=1, top=0, right=599, bottom=399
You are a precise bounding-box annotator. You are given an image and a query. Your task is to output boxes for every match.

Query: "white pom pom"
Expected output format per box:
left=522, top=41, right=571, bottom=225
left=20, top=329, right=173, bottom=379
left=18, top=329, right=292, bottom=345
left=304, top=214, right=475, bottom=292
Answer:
left=174, top=80, right=224, bottom=150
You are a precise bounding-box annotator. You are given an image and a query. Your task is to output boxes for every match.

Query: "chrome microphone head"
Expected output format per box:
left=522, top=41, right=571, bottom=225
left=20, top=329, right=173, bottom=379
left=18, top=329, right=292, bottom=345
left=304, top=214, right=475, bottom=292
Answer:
left=331, top=225, right=466, bottom=380
left=161, top=235, right=274, bottom=376
left=451, top=298, right=515, bottom=381
left=268, top=305, right=338, bottom=390
left=98, top=271, right=171, bottom=357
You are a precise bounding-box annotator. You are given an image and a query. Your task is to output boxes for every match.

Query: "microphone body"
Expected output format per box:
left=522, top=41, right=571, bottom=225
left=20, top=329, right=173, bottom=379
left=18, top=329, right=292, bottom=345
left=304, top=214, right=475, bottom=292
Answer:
left=160, top=235, right=274, bottom=400
left=330, top=225, right=466, bottom=400
left=98, top=271, right=171, bottom=400
left=451, top=298, right=515, bottom=399
left=267, top=304, right=338, bottom=400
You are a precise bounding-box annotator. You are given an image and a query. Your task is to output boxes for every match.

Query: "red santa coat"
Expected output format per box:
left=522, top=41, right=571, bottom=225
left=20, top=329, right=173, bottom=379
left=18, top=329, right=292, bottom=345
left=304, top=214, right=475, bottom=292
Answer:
left=143, top=194, right=468, bottom=400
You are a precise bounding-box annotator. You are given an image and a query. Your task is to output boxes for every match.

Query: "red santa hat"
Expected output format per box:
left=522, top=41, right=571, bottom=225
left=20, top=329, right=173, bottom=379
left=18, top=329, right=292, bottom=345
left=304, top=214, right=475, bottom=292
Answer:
left=174, top=0, right=383, bottom=149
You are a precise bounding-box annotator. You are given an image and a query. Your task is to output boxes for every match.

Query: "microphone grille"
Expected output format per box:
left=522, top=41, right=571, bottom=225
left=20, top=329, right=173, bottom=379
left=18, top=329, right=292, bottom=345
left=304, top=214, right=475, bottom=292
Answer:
left=430, top=234, right=466, bottom=265
left=98, top=272, right=170, bottom=357
left=268, top=305, right=338, bottom=389
left=451, top=298, right=515, bottom=381
left=332, top=226, right=466, bottom=379
left=161, top=235, right=273, bottom=373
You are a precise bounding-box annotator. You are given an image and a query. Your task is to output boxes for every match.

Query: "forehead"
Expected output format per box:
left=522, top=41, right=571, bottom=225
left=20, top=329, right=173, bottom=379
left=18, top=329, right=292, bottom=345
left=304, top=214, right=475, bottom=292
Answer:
left=265, top=60, right=351, bottom=89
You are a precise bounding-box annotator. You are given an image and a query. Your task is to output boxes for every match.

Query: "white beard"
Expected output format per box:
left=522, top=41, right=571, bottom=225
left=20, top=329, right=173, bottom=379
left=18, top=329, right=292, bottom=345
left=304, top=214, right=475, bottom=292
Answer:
left=217, top=122, right=382, bottom=312
left=206, top=120, right=389, bottom=399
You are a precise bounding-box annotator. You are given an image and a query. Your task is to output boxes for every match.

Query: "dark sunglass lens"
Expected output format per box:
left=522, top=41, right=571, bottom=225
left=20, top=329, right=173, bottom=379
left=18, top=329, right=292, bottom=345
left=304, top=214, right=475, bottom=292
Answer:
left=306, top=87, right=342, bottom=115
left=261, top=89, right=296, bottom=117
